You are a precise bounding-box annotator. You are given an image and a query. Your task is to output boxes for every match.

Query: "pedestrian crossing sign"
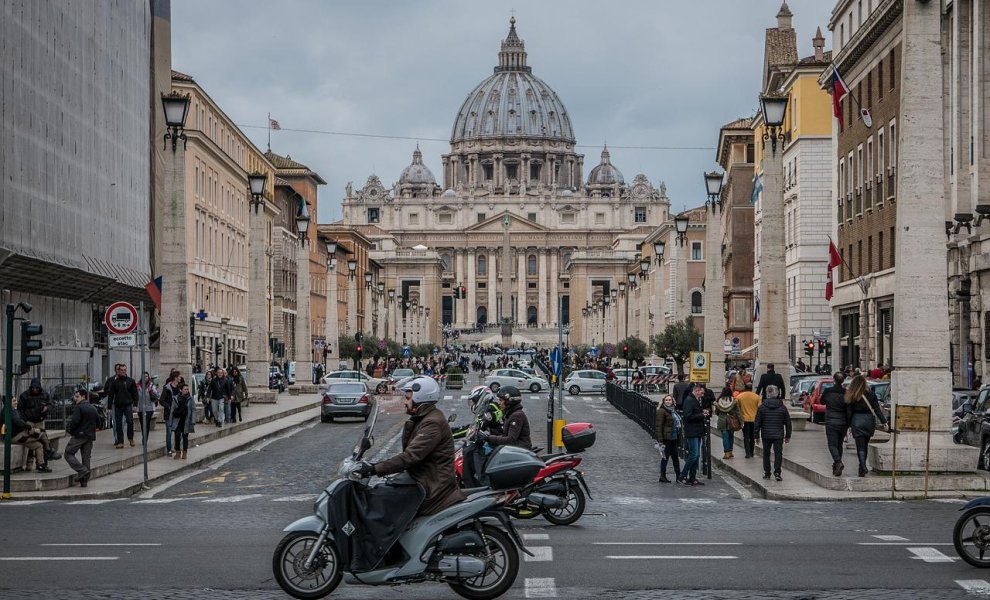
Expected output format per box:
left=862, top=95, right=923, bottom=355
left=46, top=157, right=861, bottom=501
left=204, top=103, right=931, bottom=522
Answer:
left=689, top=351, right=711, bottom=383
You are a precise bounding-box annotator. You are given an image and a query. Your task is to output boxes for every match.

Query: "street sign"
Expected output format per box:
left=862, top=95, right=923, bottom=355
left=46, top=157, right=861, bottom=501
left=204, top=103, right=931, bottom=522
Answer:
left=689, top=351, right=711, bottom=383
left=109, top=334, right=137, bottom=348
left=588, top=347, right=599, bottom=357
left=550, top=347, right=562, bottom=377
left=105, top=301, right=138, bottom=335
left=895, top=405, right=931, bottom=432
left=403, top=346, right=412, bottom=358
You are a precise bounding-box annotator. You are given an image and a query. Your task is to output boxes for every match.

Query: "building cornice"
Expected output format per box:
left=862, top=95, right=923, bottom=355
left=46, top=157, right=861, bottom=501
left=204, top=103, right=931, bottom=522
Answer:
left=823, top=0, right=902, bottom=88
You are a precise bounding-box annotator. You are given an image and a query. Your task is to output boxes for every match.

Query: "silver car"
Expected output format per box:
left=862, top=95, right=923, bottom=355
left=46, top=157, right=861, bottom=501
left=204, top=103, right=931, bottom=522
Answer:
left=320, top=370, right=390, bottom=394
left=563, top=369, right=607, bottom=395
left=483, top=368, right=548, bottom=393
left=321, top=382, right=374, bottom=422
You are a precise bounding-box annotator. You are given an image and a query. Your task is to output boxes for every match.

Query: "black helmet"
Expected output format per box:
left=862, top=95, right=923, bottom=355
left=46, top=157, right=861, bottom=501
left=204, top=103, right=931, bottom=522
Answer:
left=497, top=385, right=522, bottom=404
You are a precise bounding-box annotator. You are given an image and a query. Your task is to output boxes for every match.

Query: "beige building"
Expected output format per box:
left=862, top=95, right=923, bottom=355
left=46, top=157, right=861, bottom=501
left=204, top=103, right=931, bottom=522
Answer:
left=335, top=19, right=673, bottom=347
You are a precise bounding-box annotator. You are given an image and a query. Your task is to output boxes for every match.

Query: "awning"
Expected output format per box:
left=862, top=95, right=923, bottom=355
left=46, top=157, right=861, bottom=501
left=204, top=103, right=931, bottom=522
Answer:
left=735, top=343, right=758, bottom=355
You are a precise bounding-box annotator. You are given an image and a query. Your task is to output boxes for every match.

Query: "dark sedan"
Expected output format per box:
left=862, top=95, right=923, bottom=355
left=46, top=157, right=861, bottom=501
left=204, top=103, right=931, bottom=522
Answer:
left=321, top=382, right=374, bottom=423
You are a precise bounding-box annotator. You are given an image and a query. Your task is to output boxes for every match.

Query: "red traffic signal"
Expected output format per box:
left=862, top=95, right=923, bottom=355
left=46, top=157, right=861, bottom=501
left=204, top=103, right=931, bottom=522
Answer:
left=356, top=344, right=363, bottom=354
left=460, top=286, right=467, bottom=297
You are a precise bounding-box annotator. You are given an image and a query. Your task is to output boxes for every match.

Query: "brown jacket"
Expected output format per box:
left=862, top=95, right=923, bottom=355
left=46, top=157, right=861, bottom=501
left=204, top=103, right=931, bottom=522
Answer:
left=374, top=404, right=466, bottom=516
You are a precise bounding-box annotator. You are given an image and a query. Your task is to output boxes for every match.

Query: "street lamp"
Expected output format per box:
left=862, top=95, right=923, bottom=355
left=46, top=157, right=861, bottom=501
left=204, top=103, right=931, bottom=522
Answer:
left=347, top=259, right=357, bottom=279
left=248, top=172, right=267, bottom=213
left=295, top=199, right=310, bottom=245
left=364, top=272, right=373, bottom=289
left=760, top=93, right=789, bottom=153
left=639, top=259, right=650, bottom=279
left=324, top=238, right=337, bottom=260
left=653, top=241, right=666, bottom=265
left=618, top=282, right=627, bottom=297
left=388, top=288, right=395, bottom=303
left=377, top=281, right=385, bottom=297
left=627, top=272, right=637, bottom=288
left=674, top=214, right=690, bottom=246
left=704, top=170, right=725, bottom=212
left=161, top=91, right=190, bottom=151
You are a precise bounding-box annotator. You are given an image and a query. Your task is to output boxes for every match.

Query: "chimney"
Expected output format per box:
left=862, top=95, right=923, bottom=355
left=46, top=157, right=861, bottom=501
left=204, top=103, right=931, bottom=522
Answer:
left=777, top=1, right=793, bottom=30
left=813, top=26, right=825, bottom=62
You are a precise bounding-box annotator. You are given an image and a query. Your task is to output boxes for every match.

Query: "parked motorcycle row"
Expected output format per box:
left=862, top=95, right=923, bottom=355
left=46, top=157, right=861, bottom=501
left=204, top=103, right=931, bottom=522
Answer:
left=272, top=384, right=597, bottom=599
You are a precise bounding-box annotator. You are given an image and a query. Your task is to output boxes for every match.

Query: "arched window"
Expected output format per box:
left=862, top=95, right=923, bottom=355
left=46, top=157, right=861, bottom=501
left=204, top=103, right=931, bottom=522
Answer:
left=478, top=254, right=487, bottom=276
left=527, top=306, right=538, bottom=325
left=441, top=253, right=452, bottom=272
left=527, top=254, right=537, bottom=275
left=477, top=306, right=488, bottom=325
left=691, top=291, right=703, bottom=314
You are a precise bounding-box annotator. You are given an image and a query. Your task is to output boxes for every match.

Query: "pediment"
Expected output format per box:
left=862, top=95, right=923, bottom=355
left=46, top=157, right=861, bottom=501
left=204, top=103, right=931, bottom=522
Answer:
left=466, top=211, right=550, bottom=233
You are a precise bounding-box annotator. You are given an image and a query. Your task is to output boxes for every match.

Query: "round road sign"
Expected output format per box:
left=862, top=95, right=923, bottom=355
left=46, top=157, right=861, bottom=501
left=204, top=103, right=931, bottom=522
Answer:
left=105, top=301, right=138, bottom=335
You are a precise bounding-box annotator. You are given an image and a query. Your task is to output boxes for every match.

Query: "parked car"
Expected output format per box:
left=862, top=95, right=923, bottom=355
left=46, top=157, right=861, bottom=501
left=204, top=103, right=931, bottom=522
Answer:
left=801, top=377, right=837, bottom=423
left=390, top=368, right=416, bottom=381
left=953, top=389, right=979, bottom=411
left=640, top=364, right=672, bottom=377
left=790, top=376, right=820, bottom=407
left=790, top=372, right=818, bottom=390
left=484, top=368, right=548, bottom=393
left=563, top=369, right=608, bottom=395
left=956, top=384, right=990, bottom=469
left=320, top=370, right=390, bottom=394
left=611, top=368, right=642, bottom=387
left=320, top=382, right=374, bottom=423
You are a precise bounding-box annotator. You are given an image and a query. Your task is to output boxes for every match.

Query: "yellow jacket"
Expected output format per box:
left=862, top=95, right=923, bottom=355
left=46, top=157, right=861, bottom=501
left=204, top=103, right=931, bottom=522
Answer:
left=736, top=391, right=762, bottom=422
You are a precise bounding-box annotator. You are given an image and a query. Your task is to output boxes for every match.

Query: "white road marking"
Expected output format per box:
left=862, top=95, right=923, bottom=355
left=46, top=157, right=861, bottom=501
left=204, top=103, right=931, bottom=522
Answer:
left=956, top=580, right=990, bottom=594
left=66, top=499, right=125, bottom=505
left=272, top=494, right=318, bottom=502
left=524, top=546, right=553, bottom=562
left=933, top=499, right=967, bottom=504
left=859, top=542, right=952, bottom=546
left=873, top=535, right=909, bottom=541
left=594, top=409, right=619, bottom=414
left=908, top=547, right=956, bottom=563
left=720, top=474, right=752, bottom=500
left=594, top=542, right=741, bottom=546
left=443, top=395, right=453, bottom=400
left=41, top=543, right=161, bottom=547
left=606, top=555, right=737, bottom=560
left=202, top=494, right=265, bottom=503
left=562, top=405, right=571, bottom=414
left=523, top=534, right=550, bottom=541
left=132, top=498, right=188, bottom=504
left=680, top=499, right=716, bottom=505
left=609, top=496, right=651, bottom=505
left=0, top=556, right=119, bottom=561
left=0, top=500, right=50, bottom=506
left=524, top=577, right=558, bottom=598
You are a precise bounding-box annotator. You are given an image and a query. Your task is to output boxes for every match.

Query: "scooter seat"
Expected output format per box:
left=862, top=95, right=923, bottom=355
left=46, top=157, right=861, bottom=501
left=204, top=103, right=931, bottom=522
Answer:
left=462, top=486, right=489, bottom=496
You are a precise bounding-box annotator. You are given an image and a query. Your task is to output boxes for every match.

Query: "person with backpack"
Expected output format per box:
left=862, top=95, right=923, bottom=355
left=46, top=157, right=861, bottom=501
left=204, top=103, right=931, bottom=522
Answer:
left=754, top=384, right=792, bottom=481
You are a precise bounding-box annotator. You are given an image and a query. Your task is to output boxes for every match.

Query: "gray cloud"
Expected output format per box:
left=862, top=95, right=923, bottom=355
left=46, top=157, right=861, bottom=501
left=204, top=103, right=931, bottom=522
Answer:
left=171, top=0, right=833, bottom=221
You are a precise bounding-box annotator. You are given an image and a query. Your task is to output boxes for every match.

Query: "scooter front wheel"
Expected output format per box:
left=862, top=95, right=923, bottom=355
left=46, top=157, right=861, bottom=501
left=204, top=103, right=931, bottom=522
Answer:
left=448, top=525, right=519, bottom=600
left=955, top=508, right=990, bottom=568
left=273, top=531, right=342, bottom=599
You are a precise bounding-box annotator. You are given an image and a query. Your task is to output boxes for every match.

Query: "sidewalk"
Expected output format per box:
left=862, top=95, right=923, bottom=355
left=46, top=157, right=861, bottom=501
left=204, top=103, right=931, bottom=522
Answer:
left=1, top=394, right=322, bottom=501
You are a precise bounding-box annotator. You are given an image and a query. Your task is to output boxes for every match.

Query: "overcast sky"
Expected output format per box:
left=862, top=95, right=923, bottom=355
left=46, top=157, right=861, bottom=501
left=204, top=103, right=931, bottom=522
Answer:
left=172, top=0, right=833, bottom=223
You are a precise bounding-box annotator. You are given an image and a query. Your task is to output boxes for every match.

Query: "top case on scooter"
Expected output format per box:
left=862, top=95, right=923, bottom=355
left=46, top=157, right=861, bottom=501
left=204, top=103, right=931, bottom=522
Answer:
left=483, top=446, right=544, bottom=490
left=561, top=423, right=596, bottom=453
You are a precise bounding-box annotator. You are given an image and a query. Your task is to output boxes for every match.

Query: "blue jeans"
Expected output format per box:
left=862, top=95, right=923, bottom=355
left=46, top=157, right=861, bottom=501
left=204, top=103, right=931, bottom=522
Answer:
left=113, top=404, right=133, bottom=445
left=679, top=436, right=702, bottom=481
left=721, top=430, right=734, bottom=453
left=164, top=419, right=174, bottom=454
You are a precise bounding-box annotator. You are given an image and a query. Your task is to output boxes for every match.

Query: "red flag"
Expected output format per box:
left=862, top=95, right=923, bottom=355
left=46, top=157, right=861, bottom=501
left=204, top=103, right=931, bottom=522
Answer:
left=830, top=67, right=850, bottom=128
left=825, top=239, right=842, bottom=301
left=145, top=276, right=162, bottom=313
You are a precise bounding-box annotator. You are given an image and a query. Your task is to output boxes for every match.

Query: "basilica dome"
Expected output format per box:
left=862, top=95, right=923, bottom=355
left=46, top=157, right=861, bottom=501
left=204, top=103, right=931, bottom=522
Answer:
left=587, top=147, right=624, bottom=185
left=398, top=146, right=436, bottom=185
left=450, top=18, right=575, bottom=145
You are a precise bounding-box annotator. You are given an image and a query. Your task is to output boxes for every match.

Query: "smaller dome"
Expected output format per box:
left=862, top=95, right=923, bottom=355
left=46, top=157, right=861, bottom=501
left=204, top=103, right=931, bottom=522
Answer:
left=412, top=244, right=428, bottom=251
left=561, top=189, right=574, bottom=197
left=442, top=188, right=457, bottom=198
left=399, top=146, right=436, bottom=185
left=587, top=146, right=624, bottom=186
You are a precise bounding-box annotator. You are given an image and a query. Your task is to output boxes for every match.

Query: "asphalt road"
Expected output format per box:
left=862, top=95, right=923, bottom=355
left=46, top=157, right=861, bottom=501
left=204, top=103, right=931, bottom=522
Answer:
left=1, top=371, right=987, bottom=599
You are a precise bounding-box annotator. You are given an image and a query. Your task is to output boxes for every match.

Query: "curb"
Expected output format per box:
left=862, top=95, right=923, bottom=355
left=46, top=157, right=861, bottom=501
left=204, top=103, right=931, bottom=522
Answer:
left=4, top=407, right=321, bottom=501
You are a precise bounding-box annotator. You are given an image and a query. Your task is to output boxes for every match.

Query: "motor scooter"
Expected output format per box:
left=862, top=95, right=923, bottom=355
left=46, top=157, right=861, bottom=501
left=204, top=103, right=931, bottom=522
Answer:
left=273, top=407, right=537, bottom=600
left=954, top=497, right=990, bottom=567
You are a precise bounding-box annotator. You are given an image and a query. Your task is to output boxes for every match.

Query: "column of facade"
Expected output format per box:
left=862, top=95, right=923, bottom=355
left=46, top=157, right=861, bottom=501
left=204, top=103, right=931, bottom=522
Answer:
left=537, top=249, right=548, bottom=326
left=516, top=251, right=526, bottom=325
left=159, top=141, right=192, bottom=382
left=703, top=210, right=726, bottom=387
left=248, top=202, right=275, bottom=400
left=487, top=248, right=497, bottom=326
left=294, top=242, right=312, bottom=386
left=325, top=262, right=339, bottom=361
left=346, top=274, right=358, bottom=336
left=466, top=249, right=477, bottom=328
left=756, top=135, right=789, bottom=379
left=363, top=277, right=374, bottom=338
left=549, top=250, right=559, bottom=328
left=454, top=249, right=465, bottom=328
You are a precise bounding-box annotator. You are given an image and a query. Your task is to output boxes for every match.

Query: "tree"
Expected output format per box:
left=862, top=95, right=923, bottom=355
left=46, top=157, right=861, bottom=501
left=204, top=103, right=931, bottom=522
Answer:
left=651, top=317, right=701, bottom=377
left=618, top=336, right=648, bottom=365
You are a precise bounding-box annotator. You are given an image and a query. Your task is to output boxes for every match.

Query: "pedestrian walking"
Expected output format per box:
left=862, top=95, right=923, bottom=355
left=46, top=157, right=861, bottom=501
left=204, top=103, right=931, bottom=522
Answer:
left=159, top=370, right=180, bottom=456
left=16, top=378, right=59, bottom=465
left=207, top=367, right=233, bottom=427
left=64, top=389, right=99, bottom=487
left=229, top=367, right=248, bottom=423
left=845, top=375, right=889, bottom=477
left=171, top=382, right=194, bottom=460
left=136, top=371, right=158, bottom=446
left=200, top=370, right=214, bottom=423
left=736, top=384, right=761, bottom=458
left=677, top=385, right=709, bottom=486
left=714, top=387, right=742, bottom=459
left=755, top=363, right=786, bottom=399
left=820, top=372, right=850, bottom=476
left=106, top=363, right=138, bottom=448
left=754, top=384, right=791, bottom=481
left=654, top=394, right=682, bottom=483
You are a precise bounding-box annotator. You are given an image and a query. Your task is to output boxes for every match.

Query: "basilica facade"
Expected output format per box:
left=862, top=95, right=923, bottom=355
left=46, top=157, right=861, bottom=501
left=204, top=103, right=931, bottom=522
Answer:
left=333, top=19, right=674, bottom=346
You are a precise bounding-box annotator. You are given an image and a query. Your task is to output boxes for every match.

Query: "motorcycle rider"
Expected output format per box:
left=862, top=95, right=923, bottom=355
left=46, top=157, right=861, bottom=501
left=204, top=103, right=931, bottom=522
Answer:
left=352, top=376, right=466, bottom=516
left=478, top=385, right=532, bottom=450
left=460, top=385, right=503, bottom=487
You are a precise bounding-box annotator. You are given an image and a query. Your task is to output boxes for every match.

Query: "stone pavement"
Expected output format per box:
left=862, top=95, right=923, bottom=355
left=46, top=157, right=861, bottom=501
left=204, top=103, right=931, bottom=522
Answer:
left=0, top=393, right=323, bottom=500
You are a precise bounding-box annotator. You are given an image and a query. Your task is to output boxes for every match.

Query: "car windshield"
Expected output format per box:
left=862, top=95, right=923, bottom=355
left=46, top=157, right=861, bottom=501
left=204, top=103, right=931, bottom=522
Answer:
left=327, top=383, right=365, bottom=395
left=393, top=369, right=414, bottom=377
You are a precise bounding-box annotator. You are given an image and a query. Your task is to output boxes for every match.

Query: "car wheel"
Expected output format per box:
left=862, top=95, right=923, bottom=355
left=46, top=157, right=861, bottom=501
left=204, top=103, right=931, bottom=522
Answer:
left=489, top=382, right=501, bottom=393
left=325, top=416, right=334, bottom=423
left=320, top=415, right=330, bottom=423
left=569, top=385, right=581, bottom=396
left=529, top=383, right=540, bottom=393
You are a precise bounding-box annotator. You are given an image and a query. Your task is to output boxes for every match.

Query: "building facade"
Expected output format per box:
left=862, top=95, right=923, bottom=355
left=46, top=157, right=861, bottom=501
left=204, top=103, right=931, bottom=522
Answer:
left=335, top=19, right=673, bottom=347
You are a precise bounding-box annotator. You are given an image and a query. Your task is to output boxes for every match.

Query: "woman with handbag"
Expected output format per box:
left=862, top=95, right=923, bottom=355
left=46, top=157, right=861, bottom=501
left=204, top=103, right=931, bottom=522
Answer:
left=714, top=386, right=743, bottom=459
left=654, top=394, right=682, bottom=483
left=844, top=375, right=889, bottom=477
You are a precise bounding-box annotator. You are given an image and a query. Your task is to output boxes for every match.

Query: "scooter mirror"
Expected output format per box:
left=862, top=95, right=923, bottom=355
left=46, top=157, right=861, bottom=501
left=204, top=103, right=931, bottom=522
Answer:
left=360, top=437, right=372, bottom=453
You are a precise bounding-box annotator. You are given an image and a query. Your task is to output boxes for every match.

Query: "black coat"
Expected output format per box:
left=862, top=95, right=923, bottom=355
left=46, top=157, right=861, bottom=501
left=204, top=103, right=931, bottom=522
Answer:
left=754, top=397, right=792, bottom=441
left=680, top=394, right=706, bottom=438
left=67, top=402, right=100, bottom=441
left=106, top=375, right=138, bottom=408
left=208, top=376, right=233, bottom=400
left=820, top=384, right=850, bottom=427
left=756, top=372, right=786, bottom=399
left=487, top=403, right=532, bottom=450
left=17, top=389, right=50, bottom=423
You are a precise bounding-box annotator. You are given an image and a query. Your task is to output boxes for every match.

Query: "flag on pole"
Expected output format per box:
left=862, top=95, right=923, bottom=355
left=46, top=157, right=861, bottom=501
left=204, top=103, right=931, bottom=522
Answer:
left=269, top=118, right=281, bottom=130
left=752, top=292, right=760, bottom=322
left=825, top=237, right=842, bottom=301
left=145, top=276, right=162, bottom=313
left=750, top=173, right=763, bottom=204
left=830, top=66, right=850, bottom=128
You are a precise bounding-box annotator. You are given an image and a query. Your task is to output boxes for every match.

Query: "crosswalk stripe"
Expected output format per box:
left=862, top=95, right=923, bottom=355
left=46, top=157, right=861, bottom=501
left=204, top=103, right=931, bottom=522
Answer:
left=443, top=395, right=453, bottom=400
left=66, top=499, right=125, bottom=505
left=956, top=580, right=990, bottom=593
left=524, top=546, right=553, bottom=562
left=873, top=535, right=909, bottom=541
left=524, top=577, right=558, bottom=598
left=272, top=495, right=318, bottom=502
left=0, top=500, right=50, bottom=506
left=202, top=494, right=265, bottom=503
left=523, top=533, right=550, bottom=541
left=908, top=547, right=955, bottom=563
left=132, top=498, right=188, bottom=504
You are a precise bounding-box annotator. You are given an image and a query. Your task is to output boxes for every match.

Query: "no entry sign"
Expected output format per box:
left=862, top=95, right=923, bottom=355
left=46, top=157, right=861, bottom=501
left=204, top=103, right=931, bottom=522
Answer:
left=105, top=301, right=138, bottom=335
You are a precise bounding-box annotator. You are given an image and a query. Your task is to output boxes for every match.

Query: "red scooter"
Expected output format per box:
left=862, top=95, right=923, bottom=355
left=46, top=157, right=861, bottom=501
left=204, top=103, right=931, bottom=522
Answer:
left=455, top=422, right=596, bottom=526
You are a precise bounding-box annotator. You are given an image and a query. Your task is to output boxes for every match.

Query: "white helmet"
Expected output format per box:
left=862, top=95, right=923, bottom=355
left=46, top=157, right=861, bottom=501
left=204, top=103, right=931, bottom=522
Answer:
left=401, top=376, right=441, bottom=405
left=466, top=385, right=493, bottom=410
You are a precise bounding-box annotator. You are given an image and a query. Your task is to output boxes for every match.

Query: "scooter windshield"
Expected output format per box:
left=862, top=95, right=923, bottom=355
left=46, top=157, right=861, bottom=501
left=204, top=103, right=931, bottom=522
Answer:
left=338, top=405, right=380, bottom=477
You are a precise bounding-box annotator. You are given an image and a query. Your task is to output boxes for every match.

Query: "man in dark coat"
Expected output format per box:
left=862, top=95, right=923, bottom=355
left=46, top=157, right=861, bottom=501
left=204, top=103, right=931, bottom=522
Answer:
left=364, top=377, right=465, bottom=516
left=106, top=363, right=138, bottom=448
left=678, top=385, right=709, bottom=486
left=820, top=372, right=850, bottom=476
left=8, top=397, right=51, bottom=472
left=754, top=384, right=792, bottom=481
left=64, top=389, right=99, bottom=486
left=755, top=363, right=786, bottom=399
left=17, top=378, right=59, bottom=461
left=482, top=385, right=532, bottom=450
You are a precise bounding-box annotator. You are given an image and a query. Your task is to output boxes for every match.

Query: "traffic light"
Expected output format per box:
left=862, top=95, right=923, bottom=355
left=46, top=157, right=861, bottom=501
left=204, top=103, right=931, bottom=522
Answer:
left=817, top=339, right=825, bottom=353
left=622, top=344, right=629, bottom=359
left=215, top=341, right=223, bottom=355
left=356, top=344, right=363, bottom=360
left=804, top=340, right=815, bottom=358
left=460, top=286, right=467, bottom=298
left=355, top=332, right=363, bottom=343
left=453, top=287, right=460, bottom=299
left=19, top=320, right=43, bottom=373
